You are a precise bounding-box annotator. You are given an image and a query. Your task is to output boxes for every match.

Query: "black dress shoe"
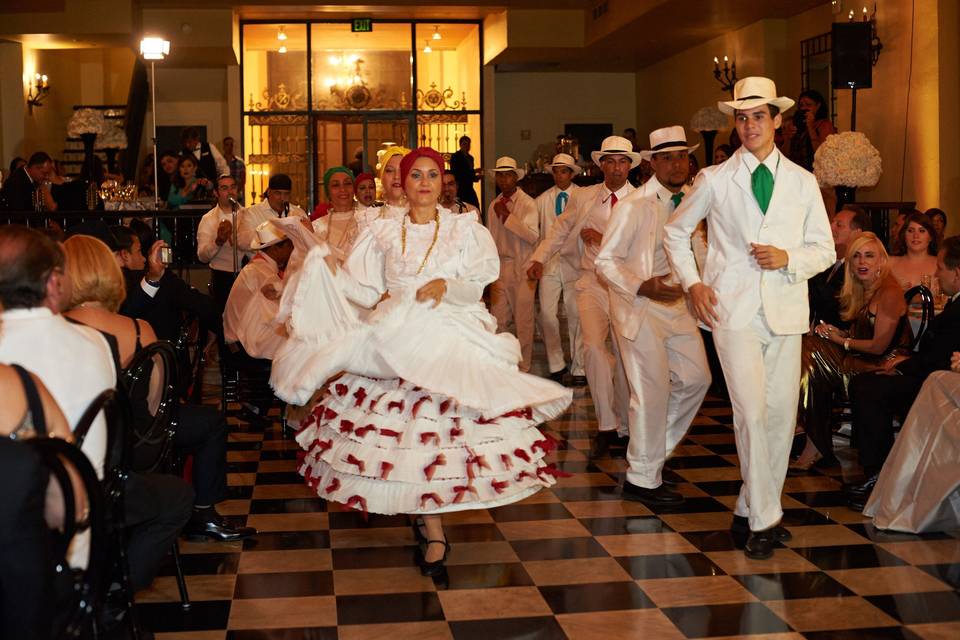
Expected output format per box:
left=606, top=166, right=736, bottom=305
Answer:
left=731, top=515, right=792, bottom=542
left=622, top=481, right=685, bottom=506
left=548, top=367, right=569, bottom=383
left=589, top=430, right=620, bottom=458
left=745, top=529, right=776, bottom=560
left=570, top=375, right=588, bottom=387
left=847, top=495, right=868, bottom=512
left=416, top=539, right=450, bottom=577
left=184, top=508, right=257, bottom=542
left=844, top=473, right=879, bottom=498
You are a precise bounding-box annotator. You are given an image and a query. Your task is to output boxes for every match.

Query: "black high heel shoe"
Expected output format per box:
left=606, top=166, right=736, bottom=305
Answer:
left=417, top=539, right=450, bottom=577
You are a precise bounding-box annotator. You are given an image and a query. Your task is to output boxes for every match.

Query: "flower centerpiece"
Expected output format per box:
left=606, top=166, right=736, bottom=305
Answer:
left=67, top=108, right=107, bottom=138
left=690, top=106, right=729, bottom=165
left=813, top=131, right=882, bottom=210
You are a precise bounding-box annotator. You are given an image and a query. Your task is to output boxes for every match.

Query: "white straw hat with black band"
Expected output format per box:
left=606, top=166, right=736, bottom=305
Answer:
left=590, top=135, right=643, bottom=169
left=639, top=126, right=700, bottom=161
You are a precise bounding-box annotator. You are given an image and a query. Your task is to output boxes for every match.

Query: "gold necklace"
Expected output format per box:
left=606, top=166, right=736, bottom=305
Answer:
left=401, top=209, right=440, bottom=275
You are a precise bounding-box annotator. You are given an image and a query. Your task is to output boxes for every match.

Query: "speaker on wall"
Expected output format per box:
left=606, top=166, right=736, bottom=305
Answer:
left=832, top=22, right=873, bottom=89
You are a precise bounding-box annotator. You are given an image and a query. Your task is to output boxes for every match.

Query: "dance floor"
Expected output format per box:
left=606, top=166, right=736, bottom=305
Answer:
left=138, top=360, right=960, bottom=639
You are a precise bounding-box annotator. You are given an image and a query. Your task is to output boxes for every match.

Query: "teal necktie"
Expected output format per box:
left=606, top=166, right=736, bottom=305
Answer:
left=670, top=191, right=685, bottom=208
left=751, top=163, right=774, bottom=214
left=555, top=191, right=568, bottom=215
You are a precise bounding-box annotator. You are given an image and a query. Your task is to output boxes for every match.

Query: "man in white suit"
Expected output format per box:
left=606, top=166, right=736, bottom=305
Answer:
left=534, top=153, right=584, bottom=384
left=596, top=126, right=710, bottom=507
left=527, top=136, right=636, bottom=457
left=664, top=78, right=834, bottom=559
left=487, top=156, right=540, bottom=372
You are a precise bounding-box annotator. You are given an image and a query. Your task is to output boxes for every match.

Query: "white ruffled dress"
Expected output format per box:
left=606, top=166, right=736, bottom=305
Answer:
left=270, top=207, right=573, bottom=515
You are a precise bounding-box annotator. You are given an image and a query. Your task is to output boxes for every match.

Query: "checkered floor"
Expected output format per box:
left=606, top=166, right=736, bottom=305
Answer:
left=138, top=361, right=960, bottom=639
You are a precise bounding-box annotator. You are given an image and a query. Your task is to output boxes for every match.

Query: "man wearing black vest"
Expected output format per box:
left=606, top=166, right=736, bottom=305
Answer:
left=180, top=127, right=229, bottom=184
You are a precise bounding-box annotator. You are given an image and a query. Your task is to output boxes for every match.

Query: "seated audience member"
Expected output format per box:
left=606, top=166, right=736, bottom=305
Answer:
left=237, top=173, right=308, bottom=251
left=713, top=144, right=732, bottom=165
left=197, top=174, right=249, bottom=311
left=863, top=353, right=960, bottom=533
left=796, top=233, right=908, bottom=470
left=8, top=156, right=26, bottom=176
left=354, top=172, right=377, bottom=208
left=440, top=171, right=480, bottom=218
left=224, top=220, right=292, bottom=360
left=0, top=225, right=115, bottom=475
left=926, top=207, right=947, bottom=240
left=809, top=205, right=872, bottom=328
left=890, top=211, right=938, bottom=289
left=167, top=155, right=213, bottom=210
left=180, top=127, right=229, bottom=184
left=115, top=224, right=221, bottom=341
left=0, top=151, right=57, bottom=211
left=846, top=235, right=960, bottom=510
left=62, top=235, right=252, bottom=544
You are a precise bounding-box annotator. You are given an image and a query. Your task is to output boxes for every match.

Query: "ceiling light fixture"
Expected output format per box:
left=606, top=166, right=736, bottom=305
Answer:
left=278, top=45, right=287, bottom=54
left=277, top=26, right=288, bottom=41
left=432, top=26, right=442, bottom=40
left=423, top=40, right=432, bottom=54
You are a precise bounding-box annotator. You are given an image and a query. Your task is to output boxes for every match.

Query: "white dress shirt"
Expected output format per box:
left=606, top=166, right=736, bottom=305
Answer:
left=224, top=253, right=287, bottom=359
left=534, top=184, right=581, bottom=280
left=196, top=204, right=251, bottom=272
left=486, top=188, right=540, bottom=279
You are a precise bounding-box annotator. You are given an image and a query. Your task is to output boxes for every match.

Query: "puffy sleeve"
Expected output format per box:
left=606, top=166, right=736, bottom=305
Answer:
left=338, top=225, right=388, bottom=308
left=445, top=218, right=500, bottom=306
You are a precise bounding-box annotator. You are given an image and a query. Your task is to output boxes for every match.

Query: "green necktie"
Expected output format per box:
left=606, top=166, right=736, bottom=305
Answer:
left=751, top=163, right=774, bottom=214
left=670, top=191, right=684, bottom=208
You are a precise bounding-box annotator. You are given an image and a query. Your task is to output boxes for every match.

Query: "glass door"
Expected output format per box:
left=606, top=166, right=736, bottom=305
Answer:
left=313, top=114, right=413, bottom=208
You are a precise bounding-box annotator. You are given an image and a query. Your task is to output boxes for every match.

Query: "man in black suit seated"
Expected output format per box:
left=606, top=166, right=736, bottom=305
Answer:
left=809, top=205, right=872, bottom=329
left=0, top=151, right=57, bottom=211
left=846, top=235, right=960, bottom=509
left=114, top=223, right=221, bottom=342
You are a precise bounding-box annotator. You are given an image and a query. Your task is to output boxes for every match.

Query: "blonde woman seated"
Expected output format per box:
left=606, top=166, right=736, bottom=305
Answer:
left=864, top=353, right=960, bottom=533
left=793, top=233, right=909, bottom=470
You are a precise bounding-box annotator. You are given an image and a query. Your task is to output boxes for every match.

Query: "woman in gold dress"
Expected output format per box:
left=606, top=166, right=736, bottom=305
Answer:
left=792, top=233, right=909, bottom=470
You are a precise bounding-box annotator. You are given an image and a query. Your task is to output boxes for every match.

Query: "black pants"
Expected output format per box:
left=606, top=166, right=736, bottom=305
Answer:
left=123, top=472, right=193, bottom=591
left=209, top=268, right=237, bottom=313
left=849, top=372, right=925, bottom=474
left=176, top=403, right=228, bottom=506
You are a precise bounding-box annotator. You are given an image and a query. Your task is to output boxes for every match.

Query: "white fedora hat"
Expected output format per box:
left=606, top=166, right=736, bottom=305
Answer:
left=590, top=135, right=642, bottom=168
left=490, top=156, right=525, bottom=181
left=718, top=76, right=795, bottom=115
left=639, top=126, right=700, bottom=161
left=546, top=153, right=581, bottom=174
left=249, top=219, right=288, bottom=250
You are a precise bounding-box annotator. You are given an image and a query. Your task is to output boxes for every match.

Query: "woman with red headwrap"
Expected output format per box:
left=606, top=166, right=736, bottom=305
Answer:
left=354, top=172, right=376, bottom=208
left=271, top=147, right=571, bottom=578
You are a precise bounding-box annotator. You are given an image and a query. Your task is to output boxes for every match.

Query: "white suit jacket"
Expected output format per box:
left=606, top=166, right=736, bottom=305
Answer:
left=663, top=147, right=834, bottom=334
left=528, top=181, right=635, bottom=278
left=487, top=188, right=540, bottom=281
left=534, top=184, right=581, bottom=281
left=596, top=177, right=693, bottom=340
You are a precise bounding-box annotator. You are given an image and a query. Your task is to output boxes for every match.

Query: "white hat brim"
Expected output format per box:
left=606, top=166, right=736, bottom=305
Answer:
left=546, top=162, right=581, bottom=175
left=718, top=96, right=795, bottom=115
left=250, top=236, right=286, bottom=250
left=640, top=143, right=701, bottom=161
left=590, top=150, right=643, bottom=169
left=489, top=168, right=526, bottom=180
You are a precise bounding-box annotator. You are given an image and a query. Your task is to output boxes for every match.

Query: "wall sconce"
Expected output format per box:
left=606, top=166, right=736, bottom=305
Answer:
left=712, top=56, right=737, bottom=97
left=848, top=3, right=883, bottom=64
left=27, top=73, right=50, bottom=112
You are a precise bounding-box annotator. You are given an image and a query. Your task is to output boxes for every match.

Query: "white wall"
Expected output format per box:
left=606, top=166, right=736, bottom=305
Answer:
left=492, top=71, right=637, bottom=166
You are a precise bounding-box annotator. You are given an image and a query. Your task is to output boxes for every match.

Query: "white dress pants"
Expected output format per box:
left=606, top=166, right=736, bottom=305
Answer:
left=539, top=267, right=584, bottom=376
left=490, top=268, right=537, bottom=372
left=576, top=272, right=629, bottom=433
left=617, top=302, right=710, bottom=489
left=713, top=313, right=802, bottom=532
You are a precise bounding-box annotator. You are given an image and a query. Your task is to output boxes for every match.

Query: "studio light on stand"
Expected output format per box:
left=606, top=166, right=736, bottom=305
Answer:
left=140, top=36, right=170, bottom=211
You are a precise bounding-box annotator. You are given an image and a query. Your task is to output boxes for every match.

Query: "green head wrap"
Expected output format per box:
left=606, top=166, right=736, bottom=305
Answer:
left=323, top=165, right=354, bottom=197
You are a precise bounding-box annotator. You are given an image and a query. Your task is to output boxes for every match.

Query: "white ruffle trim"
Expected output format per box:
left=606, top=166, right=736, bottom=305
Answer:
left=295, top=374, right=567, bottom=515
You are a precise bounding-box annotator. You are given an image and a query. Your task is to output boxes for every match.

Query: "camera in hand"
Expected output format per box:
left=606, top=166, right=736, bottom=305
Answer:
left=158, top=246, right=174, bottom=264
left=793, top=109, right=808, bottom=129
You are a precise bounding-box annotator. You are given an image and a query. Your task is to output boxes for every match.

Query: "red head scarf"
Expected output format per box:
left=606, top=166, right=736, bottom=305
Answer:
left=353, top=172, right=375, bottom=194
left=399, top=146, right=445, bottom=186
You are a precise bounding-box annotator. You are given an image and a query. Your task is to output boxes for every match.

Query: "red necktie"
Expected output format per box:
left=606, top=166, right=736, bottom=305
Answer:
left=610, top=192, right=618, bottom=208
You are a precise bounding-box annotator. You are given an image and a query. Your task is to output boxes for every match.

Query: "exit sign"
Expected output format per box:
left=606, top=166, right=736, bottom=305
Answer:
left=352, top=18, right=373, bottom=32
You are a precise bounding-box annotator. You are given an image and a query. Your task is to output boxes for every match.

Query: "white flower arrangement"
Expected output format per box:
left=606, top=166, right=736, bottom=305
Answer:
left=813, top=131, right=882, bottom=188
left=67, top=108, right=107, bottom=137
left=690, top=106, right=729, bottom=132
left=99, top=123, right=128, bottom=149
